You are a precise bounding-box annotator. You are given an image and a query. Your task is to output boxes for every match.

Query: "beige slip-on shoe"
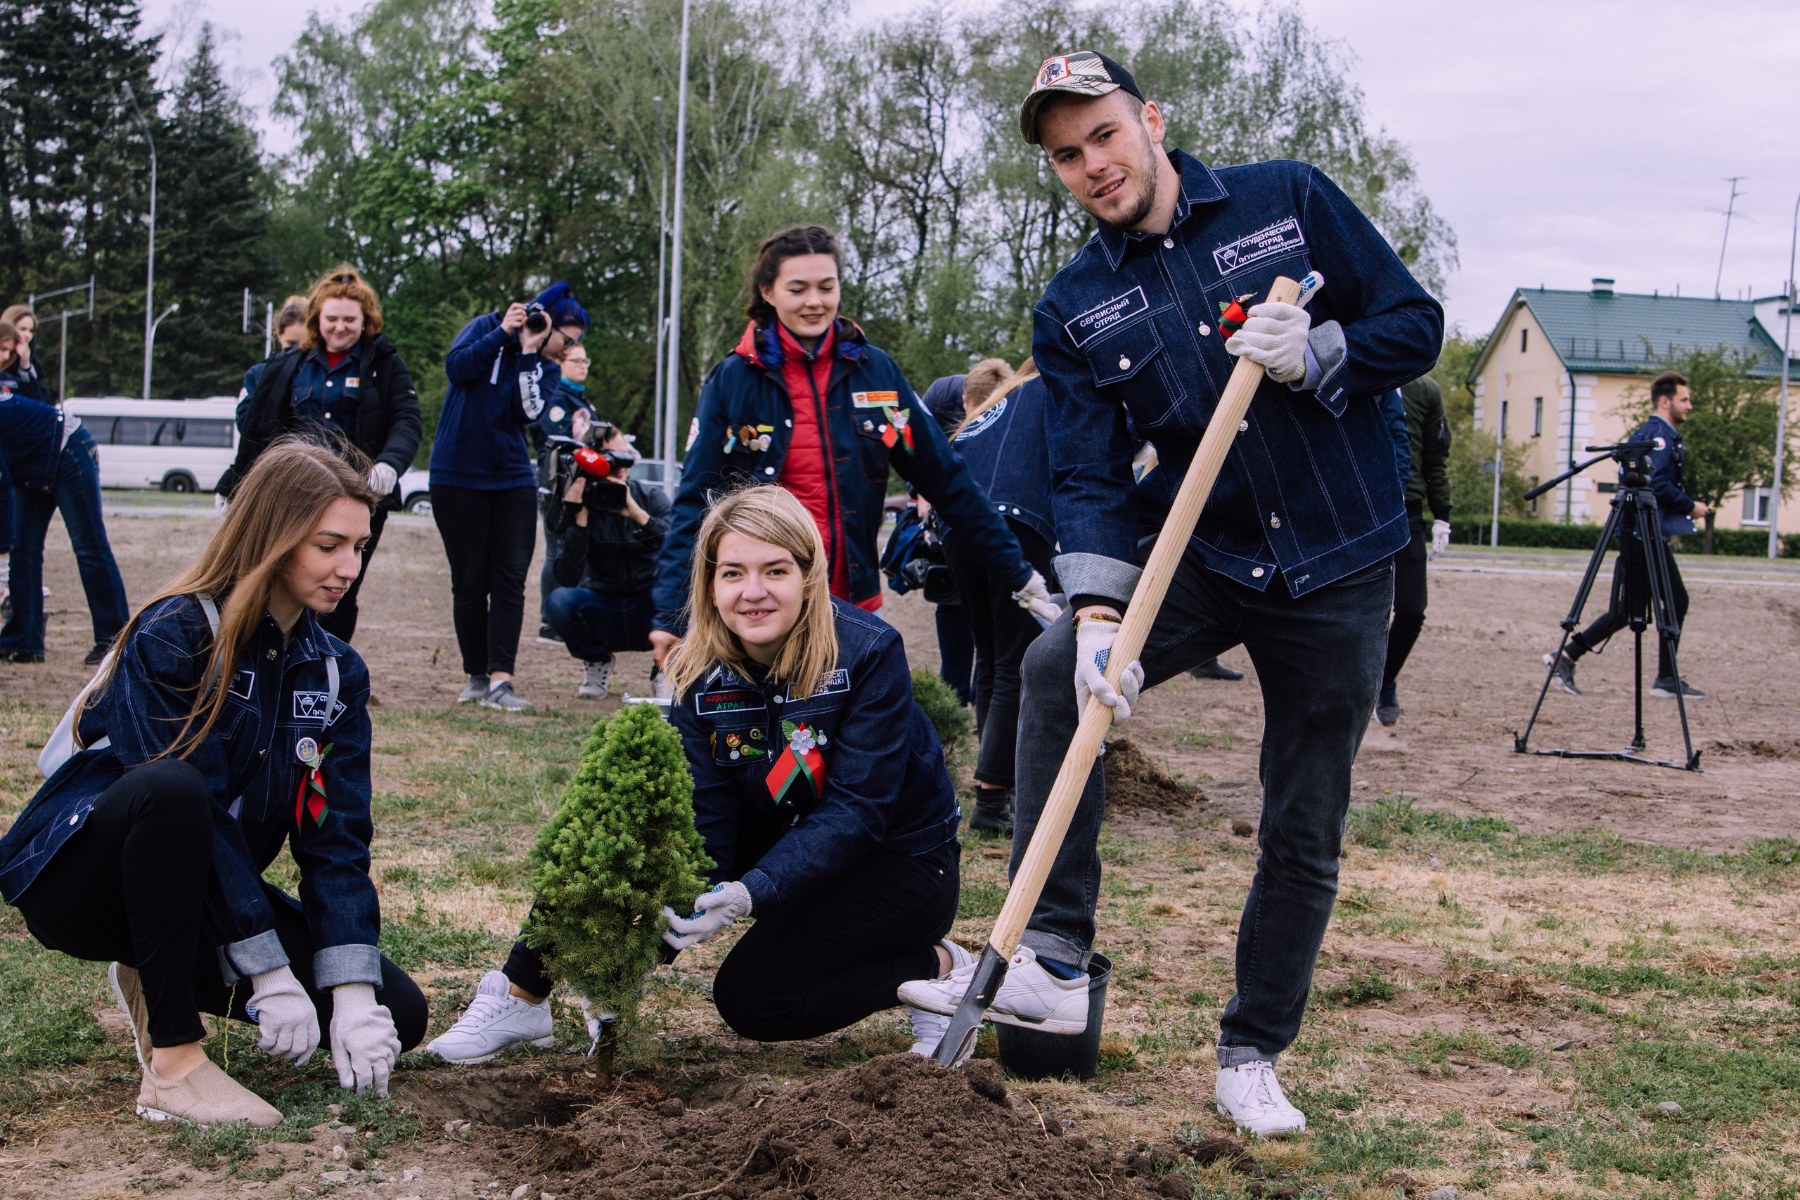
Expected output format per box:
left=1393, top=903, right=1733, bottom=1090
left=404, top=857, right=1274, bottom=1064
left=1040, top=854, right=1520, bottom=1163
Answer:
left=108, top=962, right=152, bottom=1070
left=136, top=1059, right=283, bottom=1128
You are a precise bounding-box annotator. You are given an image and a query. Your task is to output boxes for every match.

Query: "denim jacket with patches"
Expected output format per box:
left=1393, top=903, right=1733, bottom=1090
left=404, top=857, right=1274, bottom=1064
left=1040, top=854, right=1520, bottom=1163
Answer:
left=671, top=598, right=960, bottom=914
left=0, top=596, right=382, bottom=987
left=1034, top=150, right=1444, bottom=603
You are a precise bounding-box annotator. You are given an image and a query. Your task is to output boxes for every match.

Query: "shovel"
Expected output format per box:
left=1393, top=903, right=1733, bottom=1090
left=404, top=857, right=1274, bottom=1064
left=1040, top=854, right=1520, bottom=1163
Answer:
left=932, top=271, right=1322, bottom=1065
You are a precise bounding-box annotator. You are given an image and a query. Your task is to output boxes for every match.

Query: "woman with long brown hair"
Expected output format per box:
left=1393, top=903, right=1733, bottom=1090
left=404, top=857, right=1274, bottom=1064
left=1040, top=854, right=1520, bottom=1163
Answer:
left=222, top=265, right=421, bottom=641
left=0, top=439, right=424, bottom=1127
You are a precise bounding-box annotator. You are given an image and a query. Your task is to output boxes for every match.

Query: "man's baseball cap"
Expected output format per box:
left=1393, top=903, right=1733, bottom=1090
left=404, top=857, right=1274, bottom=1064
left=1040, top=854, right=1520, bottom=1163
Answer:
left=1019, top=50, right=1143, bottom=146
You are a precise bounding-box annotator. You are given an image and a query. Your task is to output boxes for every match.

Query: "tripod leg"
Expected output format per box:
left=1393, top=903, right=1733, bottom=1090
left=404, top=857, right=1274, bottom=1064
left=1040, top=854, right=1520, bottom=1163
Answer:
left=1637, top=498, right=1699, bottom=769
left=1516, top=498, right=1628, bottom=752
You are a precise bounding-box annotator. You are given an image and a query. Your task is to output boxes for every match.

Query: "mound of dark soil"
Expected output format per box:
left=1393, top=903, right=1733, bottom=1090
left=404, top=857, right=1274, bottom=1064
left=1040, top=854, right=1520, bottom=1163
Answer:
left=1104, top=738, right=1209, bottom=816
left=499, top=1053, right=1194, bottom=1199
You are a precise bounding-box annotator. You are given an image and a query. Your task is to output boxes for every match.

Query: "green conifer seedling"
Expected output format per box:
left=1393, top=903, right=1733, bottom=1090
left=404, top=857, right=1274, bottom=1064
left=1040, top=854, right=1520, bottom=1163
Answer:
left=523, top=704, right=712, bottom=1034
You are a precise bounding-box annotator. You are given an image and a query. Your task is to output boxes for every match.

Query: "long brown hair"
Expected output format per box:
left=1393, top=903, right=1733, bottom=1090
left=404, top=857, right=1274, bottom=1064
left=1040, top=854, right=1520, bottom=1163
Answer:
left=0, top=303, right=33, bottom=331
left=303, top=264, right=383, bottom=350
left=955, top=356, right=1038, bottom=439
left=666, top=486, right=838, bottom=701
left=744, top=225, right=843, bottom=324
left=84, top=438, right=378, bottom=758
left=0, top=318, right=16, bottom=371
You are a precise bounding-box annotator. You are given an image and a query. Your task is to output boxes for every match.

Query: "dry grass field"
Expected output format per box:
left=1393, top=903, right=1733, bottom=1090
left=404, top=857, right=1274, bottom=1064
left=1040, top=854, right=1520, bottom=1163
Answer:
left=2, top=501, right=1798, bottom=1199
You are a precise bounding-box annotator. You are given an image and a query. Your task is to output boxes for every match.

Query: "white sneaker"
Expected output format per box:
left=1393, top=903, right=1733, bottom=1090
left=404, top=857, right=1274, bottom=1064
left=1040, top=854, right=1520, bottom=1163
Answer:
left=578, top=659, right=612, bottom=698
left=1216, top=1061, right=1307, bottom=1137
left=905, top=940, right=977, bottom=1060
left=479, top=680, right=535, bottom=712
left=457, top=674, right=491, bottom=704
left=896, top=945, right=1088, bottom=1035
left=425, top=971, right=554, bottom=1064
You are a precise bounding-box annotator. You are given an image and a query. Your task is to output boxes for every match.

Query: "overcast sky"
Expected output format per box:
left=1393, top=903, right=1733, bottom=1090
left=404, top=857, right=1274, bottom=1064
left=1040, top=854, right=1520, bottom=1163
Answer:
left=140, top=0, right=1800, bottom=341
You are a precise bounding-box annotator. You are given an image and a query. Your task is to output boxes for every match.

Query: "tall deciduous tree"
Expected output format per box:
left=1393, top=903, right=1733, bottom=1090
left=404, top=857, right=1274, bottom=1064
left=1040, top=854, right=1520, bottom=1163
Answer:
left=156, top=23, right=277, bottom=396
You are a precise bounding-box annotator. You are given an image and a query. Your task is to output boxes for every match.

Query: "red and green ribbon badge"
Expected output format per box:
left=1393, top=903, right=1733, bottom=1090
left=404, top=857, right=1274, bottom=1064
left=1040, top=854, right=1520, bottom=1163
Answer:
left=294, top=743, right=334, bottom=828
left=878, top=406, right=916, bottom=456
left=1218, top=292, right=1257, bottom=339
left=765, top=721, right=825, bottom=806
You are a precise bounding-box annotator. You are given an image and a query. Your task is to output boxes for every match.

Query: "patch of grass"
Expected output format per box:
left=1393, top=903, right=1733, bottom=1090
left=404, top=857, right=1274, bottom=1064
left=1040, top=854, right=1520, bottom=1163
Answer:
left=1316, top=972, right=1398, bottom=1007
left=379, top=907, right=510, bottom=971
left=1580, top=1034, right=1800, bottom=1124
left=1346, top=793, right=1514, bottom=850
left=1309, top=1114, right=1444, bottom=1175
left=0, top=917, right=110, bottom=1073
left=1564, top=962, right=1680, bottom=996
left=1173, top=726, right=1234, bottom=750
left=958, top=880, right=1007, bottom=920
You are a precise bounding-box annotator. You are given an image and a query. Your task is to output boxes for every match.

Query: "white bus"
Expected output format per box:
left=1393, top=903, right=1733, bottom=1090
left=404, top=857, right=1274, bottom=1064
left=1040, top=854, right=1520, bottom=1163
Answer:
left=62, top=397, right=239, bottom=493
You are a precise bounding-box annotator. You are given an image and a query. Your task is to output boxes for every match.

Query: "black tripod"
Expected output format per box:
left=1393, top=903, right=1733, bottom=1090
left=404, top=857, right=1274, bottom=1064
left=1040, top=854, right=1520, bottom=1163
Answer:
left=1512, top=441, right=1701, bottom=771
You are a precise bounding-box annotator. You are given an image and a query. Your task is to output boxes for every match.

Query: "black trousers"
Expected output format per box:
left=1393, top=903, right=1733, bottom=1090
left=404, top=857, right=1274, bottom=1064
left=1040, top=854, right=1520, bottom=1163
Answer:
left=429, top=483, right=538, bottom=677
left=503, top=840, right=960, bottom=1043
left=1381, top=517, right=1429, bottom=688
left=15, top=761, right=426, bottom=1051
left=317, top=505, right=388, bottom=643
left=946, top=522, right=1056, bottom=790
left=1570, top=533, right=1689, bottom=681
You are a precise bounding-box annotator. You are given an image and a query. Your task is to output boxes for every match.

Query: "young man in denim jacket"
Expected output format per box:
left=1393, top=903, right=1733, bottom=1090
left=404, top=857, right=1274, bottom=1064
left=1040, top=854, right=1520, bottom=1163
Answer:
left=901, top=50, right=1443, bottom=1137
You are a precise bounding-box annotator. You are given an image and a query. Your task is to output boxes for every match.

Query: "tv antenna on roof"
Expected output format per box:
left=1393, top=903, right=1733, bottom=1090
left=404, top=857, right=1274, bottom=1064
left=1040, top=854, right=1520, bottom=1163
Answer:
left=1714, top=176, right=1744, bottom=299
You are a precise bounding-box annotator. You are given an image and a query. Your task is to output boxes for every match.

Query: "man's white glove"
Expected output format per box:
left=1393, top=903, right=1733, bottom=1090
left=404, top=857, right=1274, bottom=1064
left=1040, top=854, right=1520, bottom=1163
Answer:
left=368, top=462, right=398, bottom=497
left=1011, top=569, right=1063, bottom=628
left=1074, top=617, right=1143, bottom=724
left=662, top=881, right=752, bottom=951
left=1225, top=301, right=1312, bottom=384
left=213, top=492, right=229, bottom=514
left=247, top=965, right=320, bottom=1066
left=1430, top=519, right=1451, bottom=560
left=329, top=983, right=400, bottom=1096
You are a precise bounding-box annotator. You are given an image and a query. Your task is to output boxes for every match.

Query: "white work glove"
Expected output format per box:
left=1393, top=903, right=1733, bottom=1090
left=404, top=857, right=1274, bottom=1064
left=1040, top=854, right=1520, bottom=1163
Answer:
left=1430, top=519, right=1451, bottom=561
left=1225, top=301, right=1312, bottom=384
left=1074, top=616, right=1144, bottom=724
left=368, top=462, right=398, bottom=497
left=247, top=965, right=320, bottom=1066
left=330, top=983, right=400, bottom=1096
left=661, top=881, right=753, bottom=951
left=213, top=492, right=229, bottom=513
left=1011, top=569, right=1064, bottom=628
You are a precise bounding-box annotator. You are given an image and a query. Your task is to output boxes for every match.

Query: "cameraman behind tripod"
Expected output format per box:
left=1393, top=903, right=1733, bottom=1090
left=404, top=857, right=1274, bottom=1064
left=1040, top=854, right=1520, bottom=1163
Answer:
left=543, top=423, right=671, bottom=699
left=1547, top=370, right=1707, bottom=699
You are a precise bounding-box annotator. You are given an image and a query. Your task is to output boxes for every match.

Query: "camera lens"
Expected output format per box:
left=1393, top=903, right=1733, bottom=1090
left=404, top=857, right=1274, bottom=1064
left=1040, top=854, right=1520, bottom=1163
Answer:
left=525, top=310, right=549, bottom=334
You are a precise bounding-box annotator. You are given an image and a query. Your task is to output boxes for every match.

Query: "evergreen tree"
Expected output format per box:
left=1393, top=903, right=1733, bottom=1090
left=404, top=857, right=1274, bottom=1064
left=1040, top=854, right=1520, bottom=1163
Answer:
left=156, top=23, right=277, bottom=396
left=0, top=0, right=160, bottom=395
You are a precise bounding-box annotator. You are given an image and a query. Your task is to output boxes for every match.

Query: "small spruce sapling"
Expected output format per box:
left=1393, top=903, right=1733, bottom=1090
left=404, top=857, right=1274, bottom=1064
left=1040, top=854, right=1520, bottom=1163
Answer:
left=910, top=667, right=971, bottom=765
left=524, top=703, right=712, bottom=1035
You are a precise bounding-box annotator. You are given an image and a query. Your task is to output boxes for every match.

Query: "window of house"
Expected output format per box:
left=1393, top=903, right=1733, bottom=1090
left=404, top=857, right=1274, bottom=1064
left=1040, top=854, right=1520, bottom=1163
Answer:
left=1532, top=397, right=1543, bottom=437
left=1500, top=399, right=1509, bottom=440
left=1521, top=328, right=1529, bottom=353
left=1742, top=485, right=1774, bottom=526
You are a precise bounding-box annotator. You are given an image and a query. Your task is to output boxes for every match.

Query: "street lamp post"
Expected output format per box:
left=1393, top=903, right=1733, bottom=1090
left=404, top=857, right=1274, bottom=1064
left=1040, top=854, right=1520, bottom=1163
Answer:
left=652, top=94, right=671, bottom=481
left=147, top=304, right=180, bottom=394
left=660, top=0, right=691, bottom=498
left=1771, top=191, right=1797, bottom=559
left=122, top=83, right=158, bottom=401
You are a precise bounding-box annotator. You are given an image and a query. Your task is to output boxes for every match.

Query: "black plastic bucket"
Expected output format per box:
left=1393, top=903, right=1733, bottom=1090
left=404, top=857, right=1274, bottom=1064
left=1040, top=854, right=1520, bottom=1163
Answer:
left=995, top=951, right=1112, bottom=1080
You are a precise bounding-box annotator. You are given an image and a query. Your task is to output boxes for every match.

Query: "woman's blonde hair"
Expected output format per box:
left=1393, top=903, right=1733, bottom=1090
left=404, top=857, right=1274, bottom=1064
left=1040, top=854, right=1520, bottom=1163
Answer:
left=1, top=303, right=33, bottom=330
left=666, top=486, right=838, bottom=701
left=955, top=356, right=1037, bottom=439
left=84, top=438, right=378, bottom=759
left=303, top=264, right=383, bottom=350
left=0, top=318, right=16, bottom=371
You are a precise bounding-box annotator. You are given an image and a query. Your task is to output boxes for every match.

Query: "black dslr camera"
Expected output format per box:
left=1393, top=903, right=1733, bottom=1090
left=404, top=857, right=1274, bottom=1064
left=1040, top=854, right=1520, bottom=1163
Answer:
left=523, top=301, right=550, bottom=335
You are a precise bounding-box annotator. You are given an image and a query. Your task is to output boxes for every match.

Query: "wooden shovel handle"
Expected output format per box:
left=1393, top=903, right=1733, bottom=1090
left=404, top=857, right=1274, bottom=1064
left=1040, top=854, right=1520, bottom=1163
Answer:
left=987, top=274, right=1304, bottom=954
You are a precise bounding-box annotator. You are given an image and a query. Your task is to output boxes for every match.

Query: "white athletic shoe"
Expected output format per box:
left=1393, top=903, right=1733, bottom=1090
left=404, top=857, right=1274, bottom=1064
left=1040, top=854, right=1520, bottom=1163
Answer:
left=578, top=659, right=612, bottom=698
left=1216, top=1060, right=1308, bottom=1137
left=905, top=940, right=976, bottom=1060
left=896, top=945, right=1088, bottom=1035
left=425, top=971, right=554, bottom=1064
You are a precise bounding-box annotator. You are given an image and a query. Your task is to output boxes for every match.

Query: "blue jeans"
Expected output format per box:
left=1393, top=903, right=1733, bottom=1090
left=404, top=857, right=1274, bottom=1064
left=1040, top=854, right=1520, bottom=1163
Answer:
left=2, top=426, right=130, bottom=656
left=544, top=586, right=654, bottom=663
left=1012, top=548, right=1393, bottom=1066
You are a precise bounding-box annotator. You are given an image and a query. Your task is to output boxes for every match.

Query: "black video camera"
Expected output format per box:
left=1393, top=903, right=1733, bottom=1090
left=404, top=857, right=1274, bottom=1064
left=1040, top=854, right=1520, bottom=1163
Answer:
left=541, top=431, right=634, bottom=530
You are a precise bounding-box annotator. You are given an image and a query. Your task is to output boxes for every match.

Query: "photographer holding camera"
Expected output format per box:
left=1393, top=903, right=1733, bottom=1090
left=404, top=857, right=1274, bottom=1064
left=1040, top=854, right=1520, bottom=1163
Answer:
left=543, top=423, right=671, bottom=699
left=430, top=282, right=587, bottom=712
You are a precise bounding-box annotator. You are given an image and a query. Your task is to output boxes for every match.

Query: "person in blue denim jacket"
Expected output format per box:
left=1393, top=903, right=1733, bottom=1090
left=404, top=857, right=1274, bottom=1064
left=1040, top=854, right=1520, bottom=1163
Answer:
left=647, top=226, right=1057, bottom=668
left=0, top=316, right=131, bottom=665
left=1550, top=370, right=1706, bottom=699
left=428, top=488, right=969, bottom=1064
left=901, top=50, right=1443, bottom=1137
left=0, top=440, right=423, bottom=1128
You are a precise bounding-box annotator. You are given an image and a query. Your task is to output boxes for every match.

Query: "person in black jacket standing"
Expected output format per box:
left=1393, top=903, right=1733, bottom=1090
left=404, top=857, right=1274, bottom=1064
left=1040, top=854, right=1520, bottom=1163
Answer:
left=1375, top=374, right=1453, bottom=725
left=222, top=265, right=421, bottom=642
left=543, top=425, right=671, bottom=698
